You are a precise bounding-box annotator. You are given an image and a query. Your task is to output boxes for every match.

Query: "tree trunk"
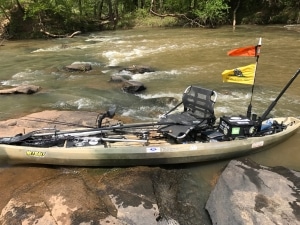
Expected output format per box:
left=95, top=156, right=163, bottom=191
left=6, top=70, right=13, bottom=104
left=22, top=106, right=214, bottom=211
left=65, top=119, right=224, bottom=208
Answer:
left=113, top=0, right=118, bottom=28
left=107, top=0, right=113, bottom=21
left=97, top=0, right=105, bottom=18
left=232, top=0, right=240, bottom=31
left=15, top=0, right=25, bottom=13
left=141, top=0, right=145, bottom=8
left=78, top=0, right=83, bottom=17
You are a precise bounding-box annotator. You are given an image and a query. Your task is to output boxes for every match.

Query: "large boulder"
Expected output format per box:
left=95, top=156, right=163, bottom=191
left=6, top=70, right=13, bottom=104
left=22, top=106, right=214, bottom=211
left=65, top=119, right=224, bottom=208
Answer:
left=206, top=158, right=300, bottom=225
left=0, top=85, right=40, bottom=94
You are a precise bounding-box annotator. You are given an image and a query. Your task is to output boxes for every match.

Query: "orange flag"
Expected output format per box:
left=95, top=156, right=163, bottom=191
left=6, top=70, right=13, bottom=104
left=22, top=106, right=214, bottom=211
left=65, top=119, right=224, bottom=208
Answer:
left=227, top=46, right=256, bottom=57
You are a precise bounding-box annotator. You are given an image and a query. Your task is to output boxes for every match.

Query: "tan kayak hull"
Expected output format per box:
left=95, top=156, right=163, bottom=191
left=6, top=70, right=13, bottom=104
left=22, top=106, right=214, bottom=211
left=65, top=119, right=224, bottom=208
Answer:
left=0, top=117, right=299, bottom=166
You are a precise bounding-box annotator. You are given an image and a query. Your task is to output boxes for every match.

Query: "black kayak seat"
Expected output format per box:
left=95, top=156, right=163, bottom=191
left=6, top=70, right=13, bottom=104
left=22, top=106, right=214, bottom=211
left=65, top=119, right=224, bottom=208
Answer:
left=158, top=85, right=217, bottom=140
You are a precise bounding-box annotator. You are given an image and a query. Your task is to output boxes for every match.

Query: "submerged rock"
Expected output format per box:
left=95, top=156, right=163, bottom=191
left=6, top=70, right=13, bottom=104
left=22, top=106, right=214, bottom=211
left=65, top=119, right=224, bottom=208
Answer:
left=122, top=80, right=146, bottom=93
left=205, top=158, right=300, bottom=225
left=108, top=75, right=146, bottom=93
left=109, top=75, right=126, bottom=83
left=64, top=62, right=92, bottom=72
left=120, top=65, right=155, bottom=74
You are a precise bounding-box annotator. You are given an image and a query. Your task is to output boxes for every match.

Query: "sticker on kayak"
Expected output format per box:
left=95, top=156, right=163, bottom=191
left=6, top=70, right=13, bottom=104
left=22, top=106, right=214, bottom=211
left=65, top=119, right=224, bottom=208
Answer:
left=251, top=141, right=264, bottom=148
left=190, top=145, right=198, bottom=150
left=26, top=150, right=46, bottom=157
left=146, top=147, right=161, bottom=153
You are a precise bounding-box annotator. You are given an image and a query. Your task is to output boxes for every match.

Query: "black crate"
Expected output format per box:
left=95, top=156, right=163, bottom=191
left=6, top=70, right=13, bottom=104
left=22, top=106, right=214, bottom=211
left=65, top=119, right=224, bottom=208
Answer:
left=218, top=116, right=255, bottom=138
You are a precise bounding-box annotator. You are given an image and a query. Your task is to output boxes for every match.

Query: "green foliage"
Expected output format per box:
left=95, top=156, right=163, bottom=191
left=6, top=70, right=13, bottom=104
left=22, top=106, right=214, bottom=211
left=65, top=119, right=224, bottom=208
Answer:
left=163, top=0, right=192, bottom=13
left=193, top=0, right=229, bottom=27
left=117, top=12, right=136, bottom=29
left=24, top=0, right=73, bottom=20
left=0, top=0, right=299, bottom=39
left=134, top=8, right=149, bottom=18
left=118, top=8, right=178, bottom=28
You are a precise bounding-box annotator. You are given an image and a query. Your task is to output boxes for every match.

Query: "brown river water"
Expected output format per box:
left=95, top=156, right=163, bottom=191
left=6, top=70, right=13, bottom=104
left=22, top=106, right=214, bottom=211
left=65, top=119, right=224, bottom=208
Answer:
left=0, top=25, right=299, bottom=223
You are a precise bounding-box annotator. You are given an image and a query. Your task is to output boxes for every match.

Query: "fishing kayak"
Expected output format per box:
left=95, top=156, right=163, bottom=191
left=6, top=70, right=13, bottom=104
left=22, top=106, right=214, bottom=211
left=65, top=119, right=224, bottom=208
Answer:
left=0, top=116, right=299, bottom=166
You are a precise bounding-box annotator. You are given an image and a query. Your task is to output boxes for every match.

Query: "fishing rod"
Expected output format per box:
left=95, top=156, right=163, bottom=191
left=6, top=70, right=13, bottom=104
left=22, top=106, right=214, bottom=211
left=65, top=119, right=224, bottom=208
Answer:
left=0, top=120, right=183, bottom=144
left=25, top=103, right=193, bottom=137
left=260, top=68, right=300, bottom=122
left=32, top=120, right=180, bottom=137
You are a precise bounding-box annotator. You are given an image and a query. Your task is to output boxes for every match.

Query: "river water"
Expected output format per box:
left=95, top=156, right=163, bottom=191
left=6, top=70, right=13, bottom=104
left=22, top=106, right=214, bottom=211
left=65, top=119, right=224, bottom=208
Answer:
left=0, top=25, right=299, bottom=223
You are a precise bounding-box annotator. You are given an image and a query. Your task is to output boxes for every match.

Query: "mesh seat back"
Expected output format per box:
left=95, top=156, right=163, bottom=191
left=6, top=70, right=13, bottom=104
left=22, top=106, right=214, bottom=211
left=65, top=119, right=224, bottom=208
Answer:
left=182, top=86, right=216, bottom=123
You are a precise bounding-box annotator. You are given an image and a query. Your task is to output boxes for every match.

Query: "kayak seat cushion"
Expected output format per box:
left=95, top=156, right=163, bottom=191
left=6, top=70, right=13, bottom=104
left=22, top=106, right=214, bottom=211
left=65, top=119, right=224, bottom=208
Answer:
left=158, top=85, right=217, bottom=141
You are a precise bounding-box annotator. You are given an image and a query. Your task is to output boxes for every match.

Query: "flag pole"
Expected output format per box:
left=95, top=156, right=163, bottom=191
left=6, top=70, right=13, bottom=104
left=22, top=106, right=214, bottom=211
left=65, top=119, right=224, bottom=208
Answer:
left=246, top=37, right=262, bottom=119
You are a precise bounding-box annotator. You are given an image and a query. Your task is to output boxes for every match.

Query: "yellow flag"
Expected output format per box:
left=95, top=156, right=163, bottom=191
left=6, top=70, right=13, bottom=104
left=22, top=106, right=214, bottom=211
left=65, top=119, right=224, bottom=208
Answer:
left=222, top=64, right=256, bottom=85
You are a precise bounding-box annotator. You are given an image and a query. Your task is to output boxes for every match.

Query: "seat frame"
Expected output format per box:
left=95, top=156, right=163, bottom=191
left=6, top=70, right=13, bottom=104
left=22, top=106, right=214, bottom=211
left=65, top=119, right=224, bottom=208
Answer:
left=158, top=85, right=217, bottom=141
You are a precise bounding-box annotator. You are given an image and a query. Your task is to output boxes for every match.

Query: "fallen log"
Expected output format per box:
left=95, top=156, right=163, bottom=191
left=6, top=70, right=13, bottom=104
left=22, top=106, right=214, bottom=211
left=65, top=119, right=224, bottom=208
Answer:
left=0, top=85, right=40, bottom=95
left=40, top=29, right=81, bottom=38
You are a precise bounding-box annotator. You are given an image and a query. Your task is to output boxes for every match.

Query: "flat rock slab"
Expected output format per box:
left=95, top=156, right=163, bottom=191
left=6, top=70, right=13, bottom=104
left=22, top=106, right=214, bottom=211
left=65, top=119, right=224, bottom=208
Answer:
left=0, top=85, right=40, bottom=94
left=0, top=166, right=159, bottom=224
left=0, top=165, right=190, bottom=225
left=206, top=158, right=300, bottom=225
left=0, top=110, right=99, bottom=137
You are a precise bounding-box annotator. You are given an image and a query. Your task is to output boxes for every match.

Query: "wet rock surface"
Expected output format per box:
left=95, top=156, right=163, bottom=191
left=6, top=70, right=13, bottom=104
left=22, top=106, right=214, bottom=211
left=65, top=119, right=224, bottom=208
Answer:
left=206, top=158, right=300, bottom=225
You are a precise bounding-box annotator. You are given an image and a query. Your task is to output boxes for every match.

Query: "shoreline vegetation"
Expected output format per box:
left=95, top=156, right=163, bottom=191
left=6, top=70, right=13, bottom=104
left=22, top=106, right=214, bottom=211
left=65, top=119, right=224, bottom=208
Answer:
left=0, top=0, right=299, bottom=40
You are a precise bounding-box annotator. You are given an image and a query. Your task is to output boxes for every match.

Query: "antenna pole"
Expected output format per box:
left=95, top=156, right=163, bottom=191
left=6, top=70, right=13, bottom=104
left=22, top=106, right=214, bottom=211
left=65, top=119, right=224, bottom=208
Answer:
left=247, top=37, right=262, bottom=118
